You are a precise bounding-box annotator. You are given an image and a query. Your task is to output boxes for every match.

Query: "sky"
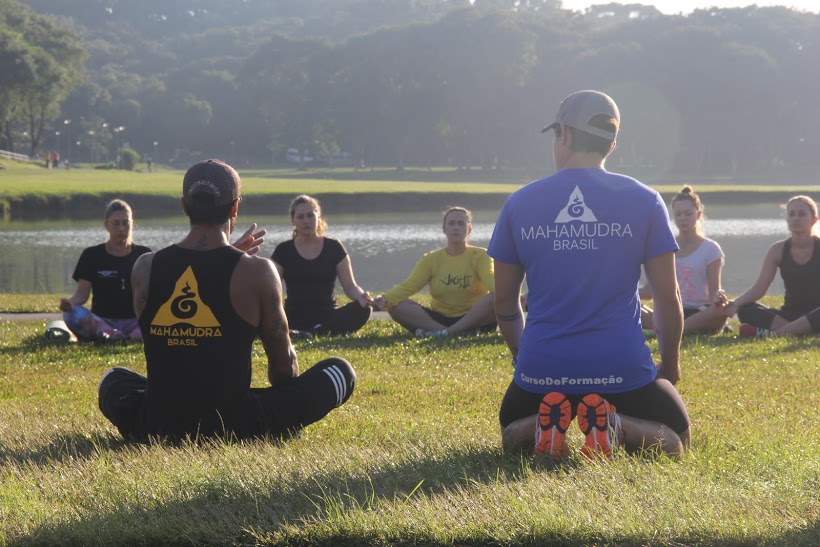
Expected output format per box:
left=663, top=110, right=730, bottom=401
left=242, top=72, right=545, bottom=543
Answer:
left=560, top=0, right=820, bottom=15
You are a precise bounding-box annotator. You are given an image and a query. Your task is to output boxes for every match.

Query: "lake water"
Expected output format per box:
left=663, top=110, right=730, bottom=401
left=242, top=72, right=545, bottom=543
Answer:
left=0, top=205, right=791, bottom=296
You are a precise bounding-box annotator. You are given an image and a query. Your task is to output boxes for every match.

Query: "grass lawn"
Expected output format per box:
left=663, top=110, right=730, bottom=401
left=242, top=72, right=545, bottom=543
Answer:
left=2, top=161, right=820, bottom=201
left=0, top=294, right=58, bottom=313
left=0, top=311, right=818, bottom=545
left=0, top=162, right=524, bottom=200
left=1, top=161, right=818, bottom=544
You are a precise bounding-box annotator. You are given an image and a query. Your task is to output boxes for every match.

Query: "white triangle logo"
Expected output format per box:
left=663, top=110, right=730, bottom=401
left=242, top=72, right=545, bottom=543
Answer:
left=555, top=186, right=597, bottom=223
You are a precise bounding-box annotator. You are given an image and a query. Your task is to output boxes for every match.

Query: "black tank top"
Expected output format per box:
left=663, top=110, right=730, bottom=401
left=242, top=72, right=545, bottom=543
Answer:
left=139, top=244, right=258, bottom=439
left=781, top=238, right=820, bottom=318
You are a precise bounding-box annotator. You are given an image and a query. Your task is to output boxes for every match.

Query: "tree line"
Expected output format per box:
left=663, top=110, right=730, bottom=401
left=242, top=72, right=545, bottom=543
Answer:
left=0, top=0, right=86, bottom=160
left=2, top=0, right=818, bottom=179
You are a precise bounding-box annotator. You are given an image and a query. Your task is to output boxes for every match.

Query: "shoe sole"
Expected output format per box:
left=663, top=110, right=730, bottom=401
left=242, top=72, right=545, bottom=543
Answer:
left=739, top=323, right=775, bottom=338
left=535, top=392, right=572, bottom=460
left=577, top=394, right=618, bottom=460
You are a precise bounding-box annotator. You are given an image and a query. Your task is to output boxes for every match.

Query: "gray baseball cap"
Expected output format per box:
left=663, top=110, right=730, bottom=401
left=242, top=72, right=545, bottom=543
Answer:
left=182, top=159, right=241, bottom=206
left=541, top=90, right=620, bottom=140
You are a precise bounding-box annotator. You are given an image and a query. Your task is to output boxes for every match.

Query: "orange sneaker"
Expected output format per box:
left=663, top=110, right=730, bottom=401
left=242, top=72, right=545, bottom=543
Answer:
left=534, top=392, right=572, bottom=460
left=577, top=394, right=622, bottom=460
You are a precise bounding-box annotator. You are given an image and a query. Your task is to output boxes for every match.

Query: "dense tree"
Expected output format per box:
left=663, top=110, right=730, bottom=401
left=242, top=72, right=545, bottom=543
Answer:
left=240, top=36, right=336, bottom=166
left=0, top=0, right=86, bottom=156
left=0, top=25, right=37, bottom=151
left=5, top=0, right=820, bottom=179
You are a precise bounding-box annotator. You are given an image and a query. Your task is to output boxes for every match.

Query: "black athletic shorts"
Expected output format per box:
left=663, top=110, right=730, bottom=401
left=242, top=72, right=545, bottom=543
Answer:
left=498, top=378, right=690, bottom=435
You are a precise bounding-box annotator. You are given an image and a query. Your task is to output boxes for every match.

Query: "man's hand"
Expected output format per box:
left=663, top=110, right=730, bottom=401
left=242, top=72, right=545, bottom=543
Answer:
left=657, top=361, right=681, bottom=385
left=233, top=223, right=267, bottom=256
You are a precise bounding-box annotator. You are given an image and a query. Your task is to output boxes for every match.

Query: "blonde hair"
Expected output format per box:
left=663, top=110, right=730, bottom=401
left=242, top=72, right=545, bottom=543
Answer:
left=784, top=195, right=820, bottom=236
left=104, top=199, right=134, bottom=244
left=289, top=194, right=327, bottom=238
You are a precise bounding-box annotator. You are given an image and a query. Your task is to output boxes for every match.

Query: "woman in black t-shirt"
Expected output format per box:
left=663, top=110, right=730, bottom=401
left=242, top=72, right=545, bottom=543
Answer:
left=271, top=195, right=372, bottom=336
left=59, top=199, right=151, bottom=341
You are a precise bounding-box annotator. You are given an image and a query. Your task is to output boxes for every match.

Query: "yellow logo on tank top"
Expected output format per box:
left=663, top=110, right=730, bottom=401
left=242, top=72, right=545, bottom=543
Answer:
left=149, top=266, right=222, bottom=345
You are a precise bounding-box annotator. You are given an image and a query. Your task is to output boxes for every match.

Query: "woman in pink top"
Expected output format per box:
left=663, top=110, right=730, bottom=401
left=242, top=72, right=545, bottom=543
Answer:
left=641, top=186, right=728, bottom=334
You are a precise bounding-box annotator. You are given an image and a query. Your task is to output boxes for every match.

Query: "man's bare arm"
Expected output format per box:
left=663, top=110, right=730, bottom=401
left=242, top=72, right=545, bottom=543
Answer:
left=250, top=257, right=298, bottom=385
left=645, top=251, right=683, bottom=384
left=494, top=261, right=526, bottom=359
left=131, top=252, right=154, bottom=318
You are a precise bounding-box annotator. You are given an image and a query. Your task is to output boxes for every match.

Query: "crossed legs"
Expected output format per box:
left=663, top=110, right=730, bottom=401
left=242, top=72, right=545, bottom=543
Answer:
left=738, top=302, right=820, bottom=336
left=387, top=293, right=496, bottom=335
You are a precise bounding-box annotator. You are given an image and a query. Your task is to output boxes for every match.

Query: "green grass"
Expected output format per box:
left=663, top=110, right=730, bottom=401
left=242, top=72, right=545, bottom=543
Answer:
left=0, top=164, right=524, bottom=200
left=2, top=163, right=820, bottom=201
left=1, top=161, right=818, bottom=544
left=0, top=294, right=58, bottom=313
left=0, top=311, right=818, bottom=545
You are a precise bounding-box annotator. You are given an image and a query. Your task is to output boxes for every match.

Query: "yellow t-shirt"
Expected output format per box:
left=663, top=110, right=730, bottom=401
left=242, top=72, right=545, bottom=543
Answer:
left=384, top=246, right=494, bottom=317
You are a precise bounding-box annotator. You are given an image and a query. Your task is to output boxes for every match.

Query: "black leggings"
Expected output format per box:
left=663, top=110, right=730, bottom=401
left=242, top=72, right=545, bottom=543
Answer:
left=98, top=357, right=356, bottom=442
left=738, top=302, right=820, bottom=333
left=288, top=302, right=371, bottom=335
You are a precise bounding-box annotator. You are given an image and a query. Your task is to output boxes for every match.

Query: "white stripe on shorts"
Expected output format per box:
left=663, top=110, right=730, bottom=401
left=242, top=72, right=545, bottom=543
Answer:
left=323, top=365, right=345, bottom=407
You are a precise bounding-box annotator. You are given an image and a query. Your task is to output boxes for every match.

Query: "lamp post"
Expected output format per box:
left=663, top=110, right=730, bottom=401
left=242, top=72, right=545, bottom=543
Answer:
left=101, top=122, right=109, bottom=164
left=113, top=126, right=125, bottom=169
left=54, top=131, right=60, bottom=167
left=153, top=141, right=158, bottom=169
left=88, top=130, right=95, bottom=164
left=63, top=119, right=71, bottom=165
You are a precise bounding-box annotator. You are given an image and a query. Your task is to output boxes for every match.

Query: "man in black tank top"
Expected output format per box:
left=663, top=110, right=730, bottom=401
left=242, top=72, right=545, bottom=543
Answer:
left=97, top=159, right=356, bottom=443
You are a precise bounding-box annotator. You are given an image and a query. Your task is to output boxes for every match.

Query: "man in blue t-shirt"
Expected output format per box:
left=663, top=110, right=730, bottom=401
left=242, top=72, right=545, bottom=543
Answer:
left=488, top=90, right=690, bottom=461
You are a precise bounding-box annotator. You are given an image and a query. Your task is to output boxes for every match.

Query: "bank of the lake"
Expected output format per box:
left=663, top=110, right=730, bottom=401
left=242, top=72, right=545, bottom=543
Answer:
left=1, top=163, right=819, bottom=220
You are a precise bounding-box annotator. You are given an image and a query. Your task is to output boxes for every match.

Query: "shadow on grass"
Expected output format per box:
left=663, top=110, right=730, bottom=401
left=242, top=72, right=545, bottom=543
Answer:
left=27, top=433, right=816, bottom=547
left=25, top=440, right=549, bottom=546
left=9, top=325, right=818, bottom=545
left=0, top=431, right=130, bottom=468
left=774, top=520, right=820, bottom=547
left=0, top=332, right=144, bottom=355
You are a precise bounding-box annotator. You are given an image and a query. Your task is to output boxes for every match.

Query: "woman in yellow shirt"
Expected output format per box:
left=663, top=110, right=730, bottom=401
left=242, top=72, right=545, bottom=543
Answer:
left=372, top=206, right=496, bottom=337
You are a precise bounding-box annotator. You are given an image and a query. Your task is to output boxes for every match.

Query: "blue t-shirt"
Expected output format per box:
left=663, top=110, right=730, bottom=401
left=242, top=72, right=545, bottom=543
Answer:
left=488, top=168, right=677, bottom=394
